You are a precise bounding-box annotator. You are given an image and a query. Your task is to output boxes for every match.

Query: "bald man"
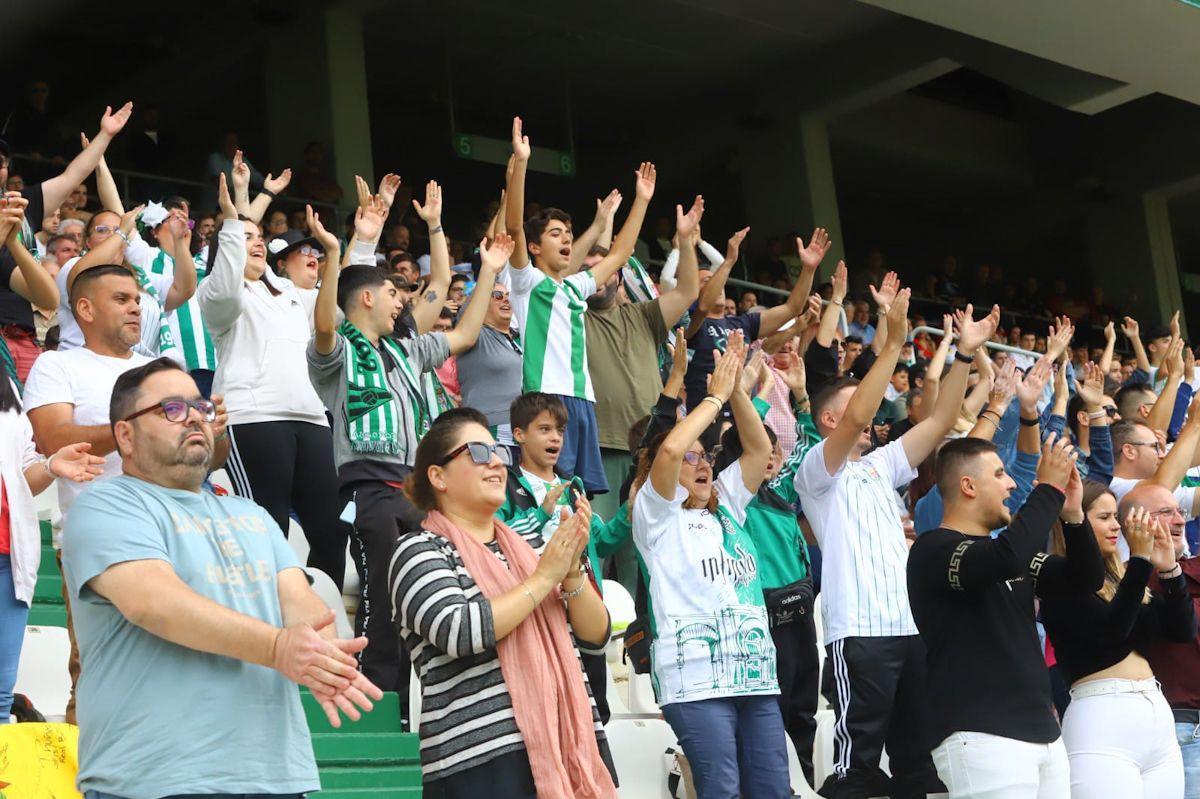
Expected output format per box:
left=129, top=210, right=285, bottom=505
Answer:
left=1131, top=484, right=1200, bottom=799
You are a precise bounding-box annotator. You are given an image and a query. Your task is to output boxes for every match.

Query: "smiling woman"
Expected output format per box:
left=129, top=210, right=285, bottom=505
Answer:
left=388, top=407, right=617, bottom=798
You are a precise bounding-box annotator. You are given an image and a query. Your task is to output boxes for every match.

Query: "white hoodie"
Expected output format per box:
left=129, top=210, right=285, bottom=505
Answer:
left=197, top=219, right=326, bottom=427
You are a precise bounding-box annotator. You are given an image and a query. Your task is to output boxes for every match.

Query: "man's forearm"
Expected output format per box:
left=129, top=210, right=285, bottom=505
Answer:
left=504, top=159, right=528, bottom=268
left=43, top=131, right=115, bottom=212
left=1152, top=420, right=1200, bottom=490
left=1148, top=375, right=1182, bottom=434
left=696, top=258, right=733, bottom=315
left=845, top=342, right=901, bottom=428
left=95, top=155, right=123, bottom=214
left=33, top=421, right=115, bottom=458
left=930, top=359, right=971, bottom=431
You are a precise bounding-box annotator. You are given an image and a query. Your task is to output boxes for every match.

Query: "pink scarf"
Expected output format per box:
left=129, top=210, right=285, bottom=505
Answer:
left=422, top=510, right=617, bottom=799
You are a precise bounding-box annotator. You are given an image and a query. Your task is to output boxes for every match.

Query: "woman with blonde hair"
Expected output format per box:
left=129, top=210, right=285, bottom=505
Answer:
left=388, top=406, right=617, bottom=799
left=1043, top=479, right=1195, bottom=797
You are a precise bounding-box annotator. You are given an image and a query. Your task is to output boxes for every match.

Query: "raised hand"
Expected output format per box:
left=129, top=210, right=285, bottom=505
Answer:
left=120, top=203, right=146, bottom=238
left=411, top=180, right=443, bottom=226
left=740, top=350, right=765, bottom=395
left=797, top=228, right=831, bottom=272
left=974, top=346, right=996, bottom=384
left=707, top=330, right=746, bottom=403
left=954, top=303, right=1001, bottom=354
left=99, top=101, right=134, bottom=137
left=1035, top=432, right=1077, bottom=492
left=831, top=260, right=848, bottom=304
left=989, top=358, right=1019, bottom=409
left=1123, top=507, right=1156, bottom=560
left=480, top=232, right=516, bottom=274
left=1121, top=315, right=1141, bottom=339
left=1104, top=321, right=1116, bottom=343
left=377, top=173, right=401, bottom=211
left=869, top=271, right=900, bottom=312
left=1170, top=310, right=1181, bottom=340
left=231, top=150, right=250, bottom=195
left=1150, top=515, right=1178, bottom=572
left=667, top=327, right=689, bottom=380
left=211, top=393, right=229, bottom=441
left=884, top=287, right=911, bottom=350
left=594, top=189, right=622, bottom=225
left=263, top=169, right=292, bottom=196
left=1074, top=362, right=1105, bottom=407
left=354, top=196, right=387, bottom=243
left=1061, top=463, right=1084, bottom=523
left=798, top=294, right=822, bottom=329
left=634, top=162, right=657, bottom=202
left=217, top=173, right=236, bottom=219
left=1186, top=344, right=1196, bottom=385
left=1015, top=356, right=1052, bottom=415
left=726, top=226, right=750, bottom=262
left=1045, top=316, right=1075, bottom=362
left=676, top=195, right=704, bottom=240
left=779, top=350, right=808, bottom=395
left=539, top=480, right=569, bottom=516
left=511, top=116, right=531, bottom=161
left=0, top=193, right=28, bottom=243
left=307, top=206, right=339, bottom=255
left=1163, top=337, right=1185, bottom=381
left=47, top=442, right=105, bottom=483
left=1052, top=358, right=1069, bottom=401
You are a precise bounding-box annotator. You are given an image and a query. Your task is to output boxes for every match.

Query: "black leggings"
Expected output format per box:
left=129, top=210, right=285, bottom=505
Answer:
left=225, top=420, right=349, bottom=591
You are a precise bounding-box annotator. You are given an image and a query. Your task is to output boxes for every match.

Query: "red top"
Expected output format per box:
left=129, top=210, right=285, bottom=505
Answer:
left=1145, top=557, right=1200, bottom=709
left=0, top=479, right=11, bottom=555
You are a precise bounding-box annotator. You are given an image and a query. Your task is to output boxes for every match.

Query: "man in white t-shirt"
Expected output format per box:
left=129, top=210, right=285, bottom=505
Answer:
left=1108, top=412, right=1200, bottom=559
left=23, top=263, right=152, bottom=724
left=503, top=115, right=655, bottom=494
left=794, top=289, right=998, bottom=799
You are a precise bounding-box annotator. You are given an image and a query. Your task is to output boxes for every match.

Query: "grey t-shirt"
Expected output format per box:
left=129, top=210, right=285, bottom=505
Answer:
left=456, top=324, right=524, bottom=429
left=62, top=476, right=318, bottom=799
left=307, top=331, right=450, bottom=483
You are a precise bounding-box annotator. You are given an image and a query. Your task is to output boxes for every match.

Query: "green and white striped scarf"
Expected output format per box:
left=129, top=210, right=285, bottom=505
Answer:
left=340, top=320, right=426, bottom=454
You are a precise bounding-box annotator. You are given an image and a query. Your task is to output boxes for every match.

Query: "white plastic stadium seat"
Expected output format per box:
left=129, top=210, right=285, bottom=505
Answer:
left=304, top=567, right=354, bottom=639
left=15, top=625, right=71, bottom=722
left=602, top=579, right=636, bottom=633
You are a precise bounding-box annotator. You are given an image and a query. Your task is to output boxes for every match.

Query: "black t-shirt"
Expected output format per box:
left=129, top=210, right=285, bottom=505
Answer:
left=0, top=183, right=46, bottom=329
left=683, top=312, right=760, bottom=409
left=907, top=485, right=1104, bottom=745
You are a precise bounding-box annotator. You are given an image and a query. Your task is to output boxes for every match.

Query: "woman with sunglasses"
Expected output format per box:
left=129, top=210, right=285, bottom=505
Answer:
left=630, top=329, right=790, bottom=797
left=196, top=174, right=348, bottom=589
left=455, top=279, right=522, bottom=450
left=389, top=407, right=617, bottom=799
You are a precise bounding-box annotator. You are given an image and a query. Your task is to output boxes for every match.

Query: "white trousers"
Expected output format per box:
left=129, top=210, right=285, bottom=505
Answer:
left=933, top=731, right=1070, bottom=798
left=1062, top=678, right=1183, bottom=799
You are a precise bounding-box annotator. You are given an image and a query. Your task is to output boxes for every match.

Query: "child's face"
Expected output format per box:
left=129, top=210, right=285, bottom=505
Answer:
left=516, top=410, right=565, bottom=472
left=890, top=371, right=909, bottom=393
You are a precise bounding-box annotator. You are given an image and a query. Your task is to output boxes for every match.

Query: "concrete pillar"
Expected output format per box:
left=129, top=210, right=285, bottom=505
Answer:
left=1144, top=192, right=1186, bottom=333
left=738, top=114, right=846, bottom=284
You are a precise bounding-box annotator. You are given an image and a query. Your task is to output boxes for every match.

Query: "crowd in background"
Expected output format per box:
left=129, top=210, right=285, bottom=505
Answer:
left=2, top=94, right=1200, bottom=799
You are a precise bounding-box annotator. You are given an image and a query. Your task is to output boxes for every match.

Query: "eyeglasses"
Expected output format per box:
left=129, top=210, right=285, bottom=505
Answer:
left=682, top=451, right=716, bottom=466
left=124, top=397, right=217, bottom=424
left=92, top=224, right=116, bottom=235
left=437, top=441, right=511, bottom=467
left=491, top=290, right=509, bottom=300
left=1129, top=441, right=1166, bottom=454
left=1103, top=406, right=1118, bottom=418
left=297, top=245, right=322, bottom=258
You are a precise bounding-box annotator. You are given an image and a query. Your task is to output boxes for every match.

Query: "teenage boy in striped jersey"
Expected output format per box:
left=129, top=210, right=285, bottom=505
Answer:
left=504, top=115, right=655, bottom=497
left=795, top=287, right=999, bottom=799
left=307, top=186, right=516, bottom=698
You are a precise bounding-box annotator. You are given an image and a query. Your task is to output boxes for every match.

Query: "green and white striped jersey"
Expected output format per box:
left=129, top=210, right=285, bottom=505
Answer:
left=148, top=249, right=217, bottom=372
left=508, top=264, right=597, bottom=401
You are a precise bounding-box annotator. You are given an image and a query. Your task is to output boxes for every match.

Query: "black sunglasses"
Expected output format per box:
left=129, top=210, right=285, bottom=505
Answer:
left=438, top=441, right=511, bottom=467
left=124, top=397, right=216, bottom=424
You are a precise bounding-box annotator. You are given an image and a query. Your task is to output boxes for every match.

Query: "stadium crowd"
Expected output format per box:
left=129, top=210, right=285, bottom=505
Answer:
left=4, top=98, right=1200, bottom=799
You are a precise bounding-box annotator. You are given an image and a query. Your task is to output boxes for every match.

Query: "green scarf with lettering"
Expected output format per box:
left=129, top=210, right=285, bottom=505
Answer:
left=339, top=320, right=425, bottom=455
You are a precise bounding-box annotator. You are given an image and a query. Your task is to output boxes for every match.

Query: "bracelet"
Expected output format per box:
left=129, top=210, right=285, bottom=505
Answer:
left=429, top=225, right=444, bottom=236
left=701, top=395, right=724, bottom=412
left=43, top=452, right=57, bottom=475
left=830, top=299, right=843, bottom=307
left=116, top=229, right=131, bottom=244
left=519, top=583, right=538, bottom=613
left=975, top=414, right=998, bottom=430
left=1087, top=410, right=1107, bottom=420
left=953, top=349, right=975, bottom=365
left=1019, top=416, right=1039, bottom=427
left=979, top=408, right=1001, bottom=421
left=562, top=576, right=587, bottom=601
left=261, top=188, right=276, bottom=199
left=1159, top=565, right=1183, bottom=578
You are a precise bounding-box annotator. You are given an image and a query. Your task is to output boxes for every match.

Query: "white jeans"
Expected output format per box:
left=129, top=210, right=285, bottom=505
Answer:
left=1062, top=678, right=1183, bottom=799
left=932, top=731, right=1069, bottom=798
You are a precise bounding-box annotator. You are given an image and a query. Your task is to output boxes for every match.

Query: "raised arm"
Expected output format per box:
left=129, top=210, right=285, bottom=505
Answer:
left=658, top=196, right=703, bottom=327
left=1148, top=338, right=1184, bottom=436
left=65, top=204, right=141, bottom=295
left=567, top=189, right=621, bottom=273
left=195, top=174, right=248, bottom=334
left=758, top=228, right=830, bottom=337
left=1, top=198, right=59, bottom=309
left=970, top=358, right=1018, bottom=441
left=821, top=290, right=911, bottom=474
left=310, top=204, right=345, bottom=355
left=410, top=180, right=451, bottom=334
left=918, top=313, right=954, bottom=420
left=690, top=227, right=748, bottom=334
left=446, top=234, right=515, bottom=355
left=160, top=212, right=197, bottom=312
left=504, top=117, right=531, bottom=269
left=1099, top=322, right=1117, bottom=377
left=80, top=132, right=123, bottom=214
left=588, top=163, right=656, bottom=287
left=651, top=332, right=743, bottom=498
left=245, top=169, right=293, bottom=225
left=902, top=304, right=1001, bottom=468
left=1148, top=393, right=1200, bottom=494
left=42, top=103, right=132, bottom=213
left=1122, top=315, right=1152, bottom=375
left=816, top=260, right=848, bottom=348
left=730, top=377, right=772, bottom=494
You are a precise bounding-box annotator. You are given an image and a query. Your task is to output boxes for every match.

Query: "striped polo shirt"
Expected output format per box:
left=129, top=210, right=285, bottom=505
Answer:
left=388, top=526, right=610, bottom=782
left=794, top=438, right=919, bottom=644
left=507, top=264, right=597, bottom=401
left=148, top=249, right=217, bottom=372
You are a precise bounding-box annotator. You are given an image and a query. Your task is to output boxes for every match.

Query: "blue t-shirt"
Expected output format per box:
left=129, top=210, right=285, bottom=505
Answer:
left=684, top=312, right=761, bottom=409
left=62, top=475, right=319, bottom=799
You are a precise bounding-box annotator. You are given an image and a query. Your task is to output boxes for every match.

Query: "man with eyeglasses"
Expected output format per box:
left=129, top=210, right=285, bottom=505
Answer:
left=306, top=218, right=513, bottom=702
left=61, top=357, right=381, bottom=799
left=0, top=103, right=133, bottom=380
left=1110, top=405, right=1200, bottom=560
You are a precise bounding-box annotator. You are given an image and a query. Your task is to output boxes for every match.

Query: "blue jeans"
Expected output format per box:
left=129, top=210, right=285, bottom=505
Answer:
left=555, top=394, right=608, bottom=494
left=0, top=553, right=29, bottom=721
left=1178, top=722, right=1200, bottom=799
left=86, top=794, right=305, bottom=799
left=661, top=695, right=791, bottom=798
